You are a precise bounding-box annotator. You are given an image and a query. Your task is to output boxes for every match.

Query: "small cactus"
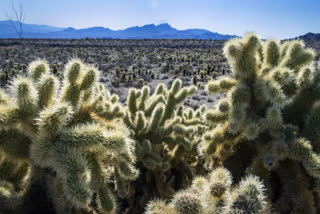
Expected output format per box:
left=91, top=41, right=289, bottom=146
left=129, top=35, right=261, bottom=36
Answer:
left=146, top=167, right=269, bottom=214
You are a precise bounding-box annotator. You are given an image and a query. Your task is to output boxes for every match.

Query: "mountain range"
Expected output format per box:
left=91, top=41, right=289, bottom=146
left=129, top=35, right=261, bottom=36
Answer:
left=296, top=32, right=320, bottom=40
left=0, top=21, right=237, bottom=40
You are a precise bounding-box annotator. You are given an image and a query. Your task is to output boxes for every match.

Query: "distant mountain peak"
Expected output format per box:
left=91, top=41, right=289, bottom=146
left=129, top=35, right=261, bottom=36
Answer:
left=157, top=23, right=172, bottom=27
left=64, top=27, right=76, bottom=31
left=156, top=23, right=175, bottom=29
left=296, top=32, right=320, bottom=40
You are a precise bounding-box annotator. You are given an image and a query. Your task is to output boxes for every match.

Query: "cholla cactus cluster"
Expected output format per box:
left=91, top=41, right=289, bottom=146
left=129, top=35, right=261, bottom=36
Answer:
left=2, top=33, right=320, bottom=213
left=200, top=34, right=320, bottom=212
left=145, top=167, right=269, bottom=214
left=0, top=58, right=137, bottom=213
left=123, top=80, right=208, bottom=210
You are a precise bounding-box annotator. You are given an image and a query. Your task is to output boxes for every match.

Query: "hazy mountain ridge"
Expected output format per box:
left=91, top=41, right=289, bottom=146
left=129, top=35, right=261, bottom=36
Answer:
left=0, top=21, right=236, bottom=39
left=296, top=32, right=320, bottom=40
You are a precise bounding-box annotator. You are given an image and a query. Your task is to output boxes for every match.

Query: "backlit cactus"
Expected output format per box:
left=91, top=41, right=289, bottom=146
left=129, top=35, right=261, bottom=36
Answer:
left=201, top=33, right=320, bottom=212
left=0, top=58, right=136, bottom=213
left=123, top=80, right=207, bottom=212
left=145, top=167, right=269, bottom=214
left=1, top=34, right=320, bottom=213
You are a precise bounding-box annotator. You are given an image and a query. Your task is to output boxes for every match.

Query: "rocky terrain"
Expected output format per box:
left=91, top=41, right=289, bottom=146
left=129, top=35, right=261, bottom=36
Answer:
left=0, top=39, right=233, bottom=108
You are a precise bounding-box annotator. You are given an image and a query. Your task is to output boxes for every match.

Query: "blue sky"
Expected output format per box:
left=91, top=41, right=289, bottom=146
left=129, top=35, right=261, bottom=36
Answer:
left=0, top=0, right=319, bottom=39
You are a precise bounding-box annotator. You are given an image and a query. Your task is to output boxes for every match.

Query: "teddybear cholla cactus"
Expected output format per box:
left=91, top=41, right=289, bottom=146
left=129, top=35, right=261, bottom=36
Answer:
left=123, top=80, right=207, bottom=211
left=0, top=58, right=138, bottom=213
left=200, top=34, right=320, bottom=212
left=145, top=167, right=269, bottom=214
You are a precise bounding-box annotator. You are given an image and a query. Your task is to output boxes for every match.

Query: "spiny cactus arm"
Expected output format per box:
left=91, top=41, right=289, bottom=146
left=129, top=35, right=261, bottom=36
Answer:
left=266, top=105, right=283, bottom=133
left=205, top=109, right=228, bottom=124
left=200, top=127, right=228, bottom=155
left=0, top=180, right=19, bottom=208
left=27, top=59, right=49, bottom=82
left=283, top=64, right=320, bottom=126
left=45, top=176, right=73, bottom=214
left=183, top=118, right=203, bottom=126
left=61, top=84, right=82, bottom=109
left=36, top=103, right=73, bottom=138
left=155, top=83, right=166, bottom=95
left=0, top=162, right=31, bottom=210
left=263, top=40, right=280, bottom=69
left=134, top=111, right=147, bottom=133
left=136, top=140, right=164, bottom=169
left=49, top=143, right=91, bottom=208
left=297, top=66, right=313, bottom=90
left=199, top=123, right=243, bottom=160
left=64, top=59, right=82, bottom=84
left=230, top=175, right=267, bottom=213
left=174, top=86, right=196, bottom=104
left=123, top=112, right=135, bottom=130
left=98, top=102, right=124, bottom=120
left=127, top=88, right=139, bottom=115
left=226, top=83, right=251, bottom=133
left=171, top=79, right=182, bottom=95
left=302, top=102, right=320, bottom=142
left=145, top=199, right=176, bottom=214
left=85, top=153, right=116, bottom=213
left=163, top=135, right=193, bottom=152
left=209, top=167, right=232, bottom=187
left=203, top=168, right=233, bottom=211
left=207, top=77, right=237, bottom=94
left=0, top=129, right=32, bottom=161
left=147, top=104, right=164, bottom=132
left=60, top=59, right=87, bottom=109
left=0, top=105, right=19, bottom=129
left=138, top=86, right=150, bottom=111
left=116, top=160, right=139, bottom=181
left=114, top=170, right=128, bottom=198
left=110, top=94, right=119, bottom=103
left=242, top=121, right=262, bottom=140
left=145, top=95, right=165, bottom=117
left=224, top=33, right=260, bottom=80
left=37, top=74, right=59, bottom=109
left=56, top=124, right=128, bottom=154
left=267, top=68, right=298, bottom=97
left=280, top=41, right=315, bottom=71
left=160, top=117, right=182, bottom=136
left=11, top=77, right=38, bottom=120
left=280, top=41, right=291, bottom=60
left=90, top=93, right=124, bottom=120
left=80, top=67, right=99, bottom=91
left=227, top=103, right=247, bottom=134
left=169, top=191, right=203, bottom=214
left=261, top=79, right=285, bottom=105
left=0, top=90, right=11, bottom=105
left=289, top=138, right=320, bottom=179
left=190, top=176, right=208, bottom=193
left=161, top=80, right=196, bottom=124
left=96, top=184, right=116, bottom=213
left=81, top=88, right=93, bottom=103
left=172, top=124, right=194, bottom=136
left=193, top=108, right=204, bottom=119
